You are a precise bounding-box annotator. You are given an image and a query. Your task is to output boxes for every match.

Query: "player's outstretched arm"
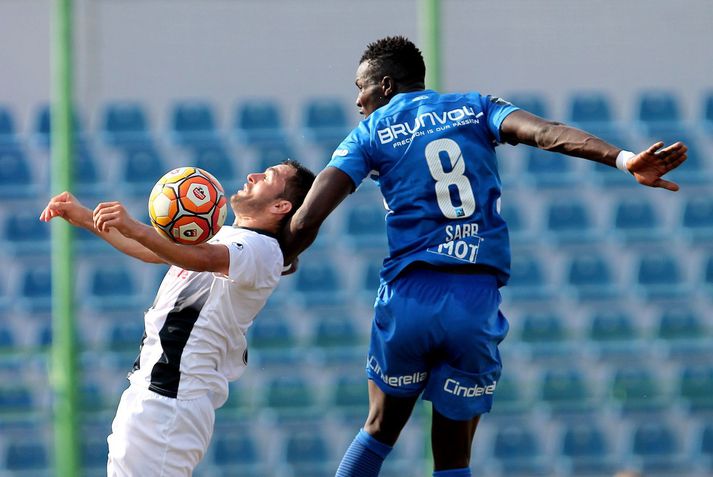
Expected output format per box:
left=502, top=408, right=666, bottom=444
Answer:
left=93, top=201, right=230, bottom=275
left=499, top=110, right=687, bottom=191
left=39, top=191, right=164, bottom=263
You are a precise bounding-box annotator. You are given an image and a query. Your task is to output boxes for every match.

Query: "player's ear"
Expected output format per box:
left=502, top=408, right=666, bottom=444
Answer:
left=381, top=76, right=395, bottom=97
left=272, top=199, right=292, bottom=216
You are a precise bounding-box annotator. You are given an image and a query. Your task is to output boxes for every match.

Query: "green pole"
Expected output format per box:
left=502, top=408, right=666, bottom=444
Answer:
left=51, top=0, right=80, bottom=475
left=420, top=3, right=442, bottom=475
left=421, top=0, right=442, bottom=91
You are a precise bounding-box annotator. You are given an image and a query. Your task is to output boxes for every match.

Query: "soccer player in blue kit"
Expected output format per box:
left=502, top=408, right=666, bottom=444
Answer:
left=282, top=36, right=687, bottom=476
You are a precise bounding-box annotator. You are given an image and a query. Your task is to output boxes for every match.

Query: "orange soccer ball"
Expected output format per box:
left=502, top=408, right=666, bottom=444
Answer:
left=148, top=167, right=228, bottom=245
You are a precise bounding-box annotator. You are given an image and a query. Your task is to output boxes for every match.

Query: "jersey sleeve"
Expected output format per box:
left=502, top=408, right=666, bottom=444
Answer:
left=481, top=95, right=519, bottom=143
left=327, top=123, right=372, bottom=189
left=224, top=234, right=281, bottom=288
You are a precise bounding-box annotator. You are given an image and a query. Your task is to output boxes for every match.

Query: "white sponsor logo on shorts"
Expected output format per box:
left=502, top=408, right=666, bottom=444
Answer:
left=367, top=356, right=427, bottom=387
left=444, top=379, right=496, bottom=398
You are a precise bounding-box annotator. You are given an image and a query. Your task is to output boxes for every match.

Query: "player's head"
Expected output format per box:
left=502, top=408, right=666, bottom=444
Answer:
left=232, top=159, right=315, bottom=232
left=355, top=35, right=426, bottom=117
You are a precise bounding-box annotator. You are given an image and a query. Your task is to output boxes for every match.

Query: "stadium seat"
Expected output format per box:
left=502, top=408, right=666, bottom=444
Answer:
left=565, top=252, right=618, bottom=301
left=506, top=92, right=549, bottom=118
left=264, top=375, right=319, bottom=423
left=545, top=199, right=600, bottom=245
left=233, top=99, right=287, bottom=145
left=191, top=142, right=238, bottom=190
left=72, top=142, right=104, bottom=197
left=293, top=258, right=346, bottom=307
left=491, top=423, right=550, bottom=476
left=0, top=103, right=19, bottom=145
left=635, top=252, right=688, bottom=301
left=0, top=384, right=34, bottom=414
left=2, top=208, right=50, bottom=256
left=169, top=100, right=220, bottom=145
left=586, top=309, right=647, bottom=362
left=283, top=431, right=334, bottom=477
left=630, top=421, right=689, bottom=475
left=100, top=101, right=151, bottom=146
left=330, top=375, right=368, bottom=416
left=610, top=367, right=668, bottom=415
left=106, top=319, right=144, bottom=352
left=504, top=254, right=552, bottom=302
left=32, top=103, right=83, bottom=146
left=86, top=265, right=145, bottom=311
left=656, top=307, right=706, bottom=342
left=18, top=265, right=53, bottom=313
left=703, top=91, right=713, bottom=135
left=117, top=143, right=167, bottom=196
left=303, top=96, right=350, bottom=136
left=678, top=364, right=713, bottom=414
left=312, top=316, right=362, bottom=349
left=212, top=431, right=260, bottom=466
left=253, top=141, right=298, bottom=173
left=0, top=323, right=15, bottom=350
left=344, top=201, right=388, bottom=252
left=518, top=310, right=574, bottom=360
left=500, top=198, right=536, bottom=246
left=489, top=372, right=531, bottom=418
left=560, top=423, right=617, bottom=476
left=249, top=316, right=296, bottom=350
left=701, top=423, right=713, bottom=459
left=612, top=197, right=665, bottom=244
left=525, top=148, right=578, bottom=188
left=568, top=91, right=615, bottom=125
left=4, top=440, right=49, bottom=471
left=81, top=435, right=109, bottom=470
left=0, top=145, right=35, bottom=199
left=681, top=196, right=713, bottom=244
left=636, top=90, right=685, bottom=137
left=539, top=368, right=596, bottom=416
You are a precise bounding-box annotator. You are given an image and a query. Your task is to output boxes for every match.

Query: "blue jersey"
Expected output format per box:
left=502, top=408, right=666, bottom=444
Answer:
left=329, top=90, right=518, bottom=286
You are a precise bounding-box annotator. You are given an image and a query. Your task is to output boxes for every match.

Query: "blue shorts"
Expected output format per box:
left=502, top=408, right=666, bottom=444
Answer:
left=366, top=266, right=509, bottom=421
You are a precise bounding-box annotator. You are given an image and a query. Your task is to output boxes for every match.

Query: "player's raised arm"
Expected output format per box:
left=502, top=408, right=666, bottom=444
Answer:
left=499, top=109, right=687, bottom=191
left=40, top=191, right=164, bottom=264
left=281, top=166, right=354, bottom=265
left=93, top=201, right=230, bottom=275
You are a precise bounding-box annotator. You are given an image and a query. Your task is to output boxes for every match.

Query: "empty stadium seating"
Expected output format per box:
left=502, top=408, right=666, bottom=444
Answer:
left=169, top=100, right=221, bottom=145
left=100, top=101, right=152, bottom=146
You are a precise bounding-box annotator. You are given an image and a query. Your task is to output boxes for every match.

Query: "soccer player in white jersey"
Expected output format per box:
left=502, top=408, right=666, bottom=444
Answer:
left=40, top=159, right=315, bottom=476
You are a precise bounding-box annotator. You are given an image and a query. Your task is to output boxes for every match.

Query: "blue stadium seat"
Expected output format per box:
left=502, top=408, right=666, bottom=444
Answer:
left=212, top=431, right=260, bottom=467
left=249, top=316, right=296, bottom=350
left=252, top=142, right=298, bottom=174
left=0, top=384, right=33, bottom=413
left=500, top=199, right=536, bottom=246
left=506, top=92, right=549, bottom=118
left=312, top=316, right=362, bottom=348
left=331, top=375, right=368, bottom=416
left=0, top=145, right=35, bottom=199
left=636, top=252, right=688, bottom=300
left=588, top=308, right=647, bottom=363
left=610, top=367, right=668, bottom=415
left=18, top=265, right=53, bottom=313
left=106, top=319, right=144, bottom=351
left=72, top=142, right=105, bottom=197
left=86, top=265, right=145, bottom=311
left=518, top=310, right=573, bottom=360
left=191, top=142, right=238, bottom=190
left=566, top=253, right=618, bottom=301
left=568, top=91, right=615, bottom=125
left=284, top=431, right=334, bottom=477
left=545, top=199, right=599, bottom=244
left=0, top=323, right=15, bottom=350
left=504, top=255, right=552, bottom=302
left=613, top=198, right=665, bottom=244
left=636, top=90, right=685, bottom=137
left=630, top=421, right=689, bottom=475
left=234, top=99, right=287, bottom=145
left=344, top=202, right=388, bottom=251
left=703, top=91, right=713, bottom=135
left=293, top=258, right=346, bottom=307
left=678, top=364, right=713, bottom=414
left=100, top=101, right=151, bottom=146
left=489, top=372, right=531, bottom=418
left=5, top=440, right=49, bottom=471
left=2, top=208, right=50, bottom=256
left=539, top=368, right=595, bottom=416
left=492, top=423, right=550, bottom=476
left=701, top=423, right=713, bottom=460
left=560, top=423, right=617, bottom=476
left=264, top=375, right=319, bottom=423
left=0, top=104, right=19, bottom=145
left=81, top=436, right=109, bottom=470
left=525, top=148, right=578, bottom=188
left=681, top=196, right=713, bottom=244
left=32, top=103, right=83, bottom=146
left=169, top=100, right=220, bottom=145
left=118, top=144, right=167, bottom=196
left=302, top=97, right=351, bottom=151
left=657, top=307, right=706, bottom=342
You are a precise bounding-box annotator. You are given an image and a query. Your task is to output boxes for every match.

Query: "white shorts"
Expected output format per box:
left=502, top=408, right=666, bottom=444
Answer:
left=107, top=384, right=215, bottom=477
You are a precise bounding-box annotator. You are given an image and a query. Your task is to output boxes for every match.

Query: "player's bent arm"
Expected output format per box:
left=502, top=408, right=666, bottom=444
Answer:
left=500, top=110, right=622, bottom=166
left=122, top=223, right=230, bottom=275
left=281, top=166, right=354, bottom=264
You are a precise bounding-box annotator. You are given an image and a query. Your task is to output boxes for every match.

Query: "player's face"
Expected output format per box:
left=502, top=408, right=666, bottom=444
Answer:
left=355, top=61, right=389, bottom=118
left=231, top=164, right=294, bottom=214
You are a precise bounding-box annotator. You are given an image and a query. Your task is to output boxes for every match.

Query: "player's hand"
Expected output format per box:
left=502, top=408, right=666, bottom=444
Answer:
left=93, top=201, right=142, bottom=237
left=39, top=191, right=91, bottom=226
left=281, top=256, right=299, bottom=276
left=628, top=141, right=687, bottom=191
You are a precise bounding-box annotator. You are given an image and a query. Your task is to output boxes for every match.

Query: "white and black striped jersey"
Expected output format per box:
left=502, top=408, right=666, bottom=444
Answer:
left=128, top=225, right=283, bottom=409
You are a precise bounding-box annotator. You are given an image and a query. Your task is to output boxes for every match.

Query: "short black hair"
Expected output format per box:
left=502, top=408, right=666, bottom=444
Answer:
left=279, top=159, right=315, bottom=224
left=359, top=36, right=426, bottom=86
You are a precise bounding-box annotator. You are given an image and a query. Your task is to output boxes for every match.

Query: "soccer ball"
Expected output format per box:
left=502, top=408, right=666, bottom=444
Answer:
left=148, top=167, right=228, bottom=245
